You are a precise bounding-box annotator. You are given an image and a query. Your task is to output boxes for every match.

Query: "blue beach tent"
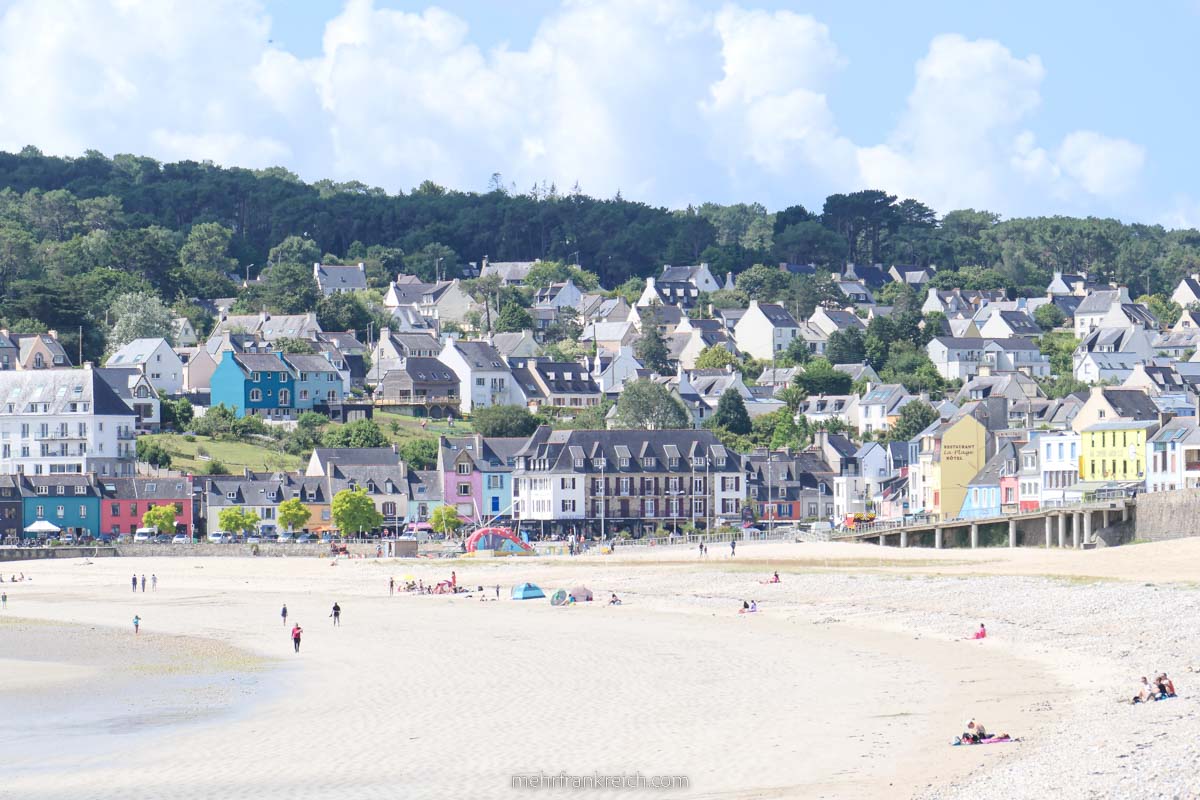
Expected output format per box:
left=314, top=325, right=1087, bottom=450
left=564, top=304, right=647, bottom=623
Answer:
left=511, top=582, right=545, bottom=600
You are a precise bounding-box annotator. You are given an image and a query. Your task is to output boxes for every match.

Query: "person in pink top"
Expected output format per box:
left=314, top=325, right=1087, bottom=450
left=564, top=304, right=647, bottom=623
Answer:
left=973, top=624, right=987, bottom=639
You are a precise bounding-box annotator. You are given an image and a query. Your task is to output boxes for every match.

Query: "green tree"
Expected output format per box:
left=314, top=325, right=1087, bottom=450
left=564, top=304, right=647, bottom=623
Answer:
left=635, top=309, right=672, bottom=374
left=406, top=242, right=459, bottom=282
left=734, top=264, right=790, bottom=299
left=795, top=359, right=851, bottom=395
left=1033, top=304, right=1066, bottom=330
left=711, top=390, right=752, bottom=435
left=523, top=260, right=601, bottom=291
left=495, top=302, right=533, bottom=332
left=613, top=379, right=690, bottom=430
left=109, top=291, right=175, bottom=349
left=472, top=404, right=539, bottom=437
left=141, top=504, right=178, bottom=534
left=825, top=328, right=866, bottom=365
left=316, top=291, right=374, bottom=333
left=135, top=438, right=172, bottom=468
left=218, top=507, right=260, bottom=535
left=1136, top=294, right=1178, bottom=327
left=886, top=401, right=939, bottom=443
left=262, top=260, right=318, bottom=314
left=274, top=337, right=315, bottom=354
left=277, top=497, right=312, bottom=532
left=331, top=487, right=384, bottom=535
left=398, top=438, right=438, bottom=469
left=694, top=344, right=739, bottom=370
left=772, top=220, right=847, bottom=267
left=322, top=418, right=388, bottom=448
left=430, top=504, right=464, bottom=537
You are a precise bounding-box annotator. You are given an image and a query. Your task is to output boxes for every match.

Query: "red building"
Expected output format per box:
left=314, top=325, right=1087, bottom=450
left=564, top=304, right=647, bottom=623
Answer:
left=102, top=477, right=196, bottom=536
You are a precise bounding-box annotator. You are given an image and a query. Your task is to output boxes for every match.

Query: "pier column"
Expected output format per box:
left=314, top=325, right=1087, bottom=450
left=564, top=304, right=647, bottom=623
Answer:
left=1044, top=515, right=1053, bottom=548
left=1101, top=509, right=1110, bottom=529
left=970, top=523, right=979, bottom=549
left=900, top=530, right=908, bottom=548
left=1008, top=519, right=1017, bottom=548
left=1083, top=512, right=1092, bottom=547
left=1122, top=504, right=1129, bottom=522
left=879, top=534, right=886, bottom=547
left=1057, top=513, right=1066, bottom=548
left=934, top=527, right=943, bottom=549
left=1072, top=513, right=1081, bottom=549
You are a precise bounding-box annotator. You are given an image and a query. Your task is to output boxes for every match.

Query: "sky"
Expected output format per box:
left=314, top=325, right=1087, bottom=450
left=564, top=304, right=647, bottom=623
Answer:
left=0, top=0, right=1197, bottom=225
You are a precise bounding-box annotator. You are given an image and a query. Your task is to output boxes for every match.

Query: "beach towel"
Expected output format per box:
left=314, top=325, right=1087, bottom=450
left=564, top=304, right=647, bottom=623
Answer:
left=953, top=736, right=1014, bottom=746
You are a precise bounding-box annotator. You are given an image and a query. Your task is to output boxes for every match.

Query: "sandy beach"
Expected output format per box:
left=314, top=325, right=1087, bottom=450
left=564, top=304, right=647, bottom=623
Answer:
left=1, top=540, right=1197, bottom=799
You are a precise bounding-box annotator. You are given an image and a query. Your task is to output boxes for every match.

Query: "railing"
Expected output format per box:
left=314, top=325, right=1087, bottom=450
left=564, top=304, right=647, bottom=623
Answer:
left=834, top=493, right=1135, bottom=539
left=376, top=395, right=461, bottom=405
left=609, top=527, right=797, bottom=549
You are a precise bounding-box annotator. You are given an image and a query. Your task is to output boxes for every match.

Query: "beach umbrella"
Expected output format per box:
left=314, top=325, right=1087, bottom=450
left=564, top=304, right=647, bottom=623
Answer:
left=550, top=589, right=568, bottom=606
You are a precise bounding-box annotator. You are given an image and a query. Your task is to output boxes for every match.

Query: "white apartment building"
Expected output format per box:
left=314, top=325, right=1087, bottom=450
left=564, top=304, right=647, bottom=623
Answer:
left=0, top=367, right=137, bottom=476
left=1037, top=431, right=1081, bottom=506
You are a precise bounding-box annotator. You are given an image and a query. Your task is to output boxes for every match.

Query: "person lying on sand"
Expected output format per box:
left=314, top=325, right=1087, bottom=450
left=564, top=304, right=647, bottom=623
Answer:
left=960, top=719, right=1003, bottom=743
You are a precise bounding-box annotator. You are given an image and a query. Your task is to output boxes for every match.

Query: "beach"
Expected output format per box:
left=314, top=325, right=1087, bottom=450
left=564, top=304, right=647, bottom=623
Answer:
left=1, top=541, right=1197, bottom=799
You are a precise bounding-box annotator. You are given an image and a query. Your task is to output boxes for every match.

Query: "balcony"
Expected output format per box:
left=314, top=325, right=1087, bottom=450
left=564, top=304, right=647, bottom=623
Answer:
left=117, top=430, right=136, bottom=440
left=35, top=431, right=88, bottom=441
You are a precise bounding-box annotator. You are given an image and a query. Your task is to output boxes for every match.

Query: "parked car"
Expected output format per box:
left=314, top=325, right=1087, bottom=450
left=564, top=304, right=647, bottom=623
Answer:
left=276, top=532, right=294, bottom=544
left=207, top=532, right=230, bottom=544
left=171, top=533, right=190, bottom=544
left=153, top=534, right=172, bottom=544
left=60, top=533, right=77, bottom=545
left=295, top=533, right=316, bottom=544
left=245, top=535, right=263, bottom=545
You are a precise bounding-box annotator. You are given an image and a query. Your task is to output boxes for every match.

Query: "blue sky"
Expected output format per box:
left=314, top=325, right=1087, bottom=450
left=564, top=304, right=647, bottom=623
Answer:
left=1, top=0, right=1197, bottom=224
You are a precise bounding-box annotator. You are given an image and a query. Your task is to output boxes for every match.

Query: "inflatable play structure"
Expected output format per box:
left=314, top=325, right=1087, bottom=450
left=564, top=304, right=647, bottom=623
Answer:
left=465, top=527, right=534, bottom=554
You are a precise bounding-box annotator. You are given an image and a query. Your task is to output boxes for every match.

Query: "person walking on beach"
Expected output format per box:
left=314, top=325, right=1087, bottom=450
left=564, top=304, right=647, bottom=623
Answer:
left=331, top=602, right=341, bottom=626
left=1, top=591, right=6, bottom=609
left=730, top=539, right=736, bottom=557
left=140, top=574, right=146, bottom=592
left=389, top=577, right=394, bottom=596
left=151, top=574, right=157, bottom=591
left=281, top=604, right=288, bottom=625
left=133, top=615, right=141, bottom=634
left=131, top=574, right=137, bottom=592
left=291, top=624, right=303, bottom=653
left=495, top=584, right=500, bottom=600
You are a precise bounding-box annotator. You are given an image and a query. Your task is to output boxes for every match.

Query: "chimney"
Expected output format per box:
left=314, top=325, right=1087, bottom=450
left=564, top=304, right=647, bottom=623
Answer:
left=1116, top=286, right=1131, bottom=304
left=47, top=329, right=58, bottom=340
left=392, top=443, right=398, bottom=455
left=357, top=262, right=365, bottom=273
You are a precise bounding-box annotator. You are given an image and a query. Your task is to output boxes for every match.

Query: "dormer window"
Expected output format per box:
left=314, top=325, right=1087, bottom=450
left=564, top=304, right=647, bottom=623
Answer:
left=574, top=458, right=584, bottom=468
left=456, top=463, right=471, bottom=475
left=595, top=458, right=607, bottom=470
left=692, top=457, right=707, bottom=468
left=619, top=457, right=630, bottom=468
left=226, top=491, right=237, bottom=500
left=641, top=457, right=655, bottom=468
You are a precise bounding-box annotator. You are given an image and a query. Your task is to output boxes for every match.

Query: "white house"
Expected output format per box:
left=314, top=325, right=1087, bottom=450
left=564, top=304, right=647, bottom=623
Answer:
left=171, top=317, right=198, bottom=347
left=1171, top=275, right=1200, bottom=309
left=637, top=264, right=722, bottom=308
left=977, top=310, right=1042, bottom=339
left=856, top=384, right=912, bottom=437
left=532, top=280, right=585, bottom=312
left=1147, top=419, right=1200, bottom=492
left=0, top=367, right=137, bottom=476
left=927, top=337, right=1049, bottom=381
left=438, top=339, right=525, bottom=413
left=1073, top=288, right=1157, bottom=338
left=733, top=300, right=800, bottom=360
left=314, top=262, right=368, bottom=296
left=105, top=338, right=184, bottom=396
left=808, top=307, right=866, bottom=338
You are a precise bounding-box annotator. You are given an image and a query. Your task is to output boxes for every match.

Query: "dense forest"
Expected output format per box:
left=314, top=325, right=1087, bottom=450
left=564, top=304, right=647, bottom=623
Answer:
left=1, top=145, right=1199, bottom=363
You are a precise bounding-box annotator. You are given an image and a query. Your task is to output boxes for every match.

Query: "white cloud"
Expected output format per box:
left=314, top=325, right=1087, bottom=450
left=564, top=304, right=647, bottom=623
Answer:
left=0, top=0, right=1152, bottom=218
left=1056, top=131, right=1145, bottom=197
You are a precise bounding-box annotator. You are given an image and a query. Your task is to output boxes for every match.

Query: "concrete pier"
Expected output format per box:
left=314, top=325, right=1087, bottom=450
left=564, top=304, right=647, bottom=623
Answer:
left=1083, top=511, right=1092, bottom=546
left=934, top=527, right=943, bottom=549
left=1008, top=518, right=1017, bottom=548
left=900, top=530, right=908, bottom=548
left=1044, top=515, right=1053, bottom=548
left=970, top=523, right=979, bottom=549
left=1073, top=512, right=1081, bottom=549
left=1058, top=512, right=1066, bottom=548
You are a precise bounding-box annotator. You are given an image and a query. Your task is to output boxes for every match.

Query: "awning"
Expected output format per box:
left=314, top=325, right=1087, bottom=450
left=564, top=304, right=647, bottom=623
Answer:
left=24, top=520, right=61, bottom=534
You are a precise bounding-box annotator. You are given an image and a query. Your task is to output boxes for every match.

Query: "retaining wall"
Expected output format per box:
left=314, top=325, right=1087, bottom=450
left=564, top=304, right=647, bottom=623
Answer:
left=1135, top=490, right=1200, bottom=542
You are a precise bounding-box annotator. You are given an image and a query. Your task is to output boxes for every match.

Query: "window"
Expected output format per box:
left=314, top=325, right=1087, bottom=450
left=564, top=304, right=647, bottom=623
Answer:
left=79, top=505, right=87, bottom=518
left=110, top=503, right=119, bottom=516
left=456, top=463, right=471, bottom=475
left=487, top=475, right=502, bottom=489
left=641, top=457, right=655, bottom=468
left=595, top=458, right=606, bottom=470
left=560, top=477, right=576, bottom=490
left=574, top=458, right=584, bottom=468
left=476, top=378, right=485, bottom=386
left=57, top=485, right=65, bottom=495
left=644, top=499, right=656, bottom=516
left=35, top=504, right=44, bottom=519
left=252, top=372, right=261, bottom=382
left=693, top=478, right=705, bottom=493
left=619, top=457, right=630, bottom=468
left=36, top=485, right=48, bottom=495
left=75, top=485, right=86, bottom=495
left=457, top=483, right=470, bottom=496
left=561, top=499, right=576, bottom=512
left=56, top=505, right=65, bottom=519
left=249, top=389, right=262, bottom=402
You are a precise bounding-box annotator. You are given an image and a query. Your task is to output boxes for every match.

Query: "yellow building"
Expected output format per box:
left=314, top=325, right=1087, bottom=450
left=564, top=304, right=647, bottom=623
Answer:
left=917, top=413, right=989, bottom=519
left=1080, top=421, right=1156, bottom=483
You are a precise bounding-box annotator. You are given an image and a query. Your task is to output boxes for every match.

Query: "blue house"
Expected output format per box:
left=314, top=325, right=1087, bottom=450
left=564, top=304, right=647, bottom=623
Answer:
left=211, top=351, right=297, bottom=419
left=958, top=442, right=1015, bottom=520
left=20, top=474, right=101, bottom=538
left=283, top=353, right=344, bottom=411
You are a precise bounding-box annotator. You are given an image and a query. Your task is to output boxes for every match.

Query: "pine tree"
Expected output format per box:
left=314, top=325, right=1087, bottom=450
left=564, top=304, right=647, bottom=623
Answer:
left=712, top=390, right=752, bottom=435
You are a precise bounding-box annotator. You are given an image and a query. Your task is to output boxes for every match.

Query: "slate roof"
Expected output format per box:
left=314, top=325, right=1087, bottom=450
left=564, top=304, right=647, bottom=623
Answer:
left=0, top=367, right=133, bottom=416
left=996, top=310, right=1042, bottom=335
left=315, top=263, right=368, bottom=293
left=450, top=341, right=508, bottom=369
left=758, top=303, right=799, bottom=327
left=106, top=338, right=170, bottom=366
left=515, top=427, right=737, bottom=473
left=1100, top=388, right=1161, bottom=420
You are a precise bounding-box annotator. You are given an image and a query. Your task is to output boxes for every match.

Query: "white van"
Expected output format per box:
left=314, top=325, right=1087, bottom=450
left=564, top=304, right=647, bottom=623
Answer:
left=133, top=527, right=156, bottom=542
